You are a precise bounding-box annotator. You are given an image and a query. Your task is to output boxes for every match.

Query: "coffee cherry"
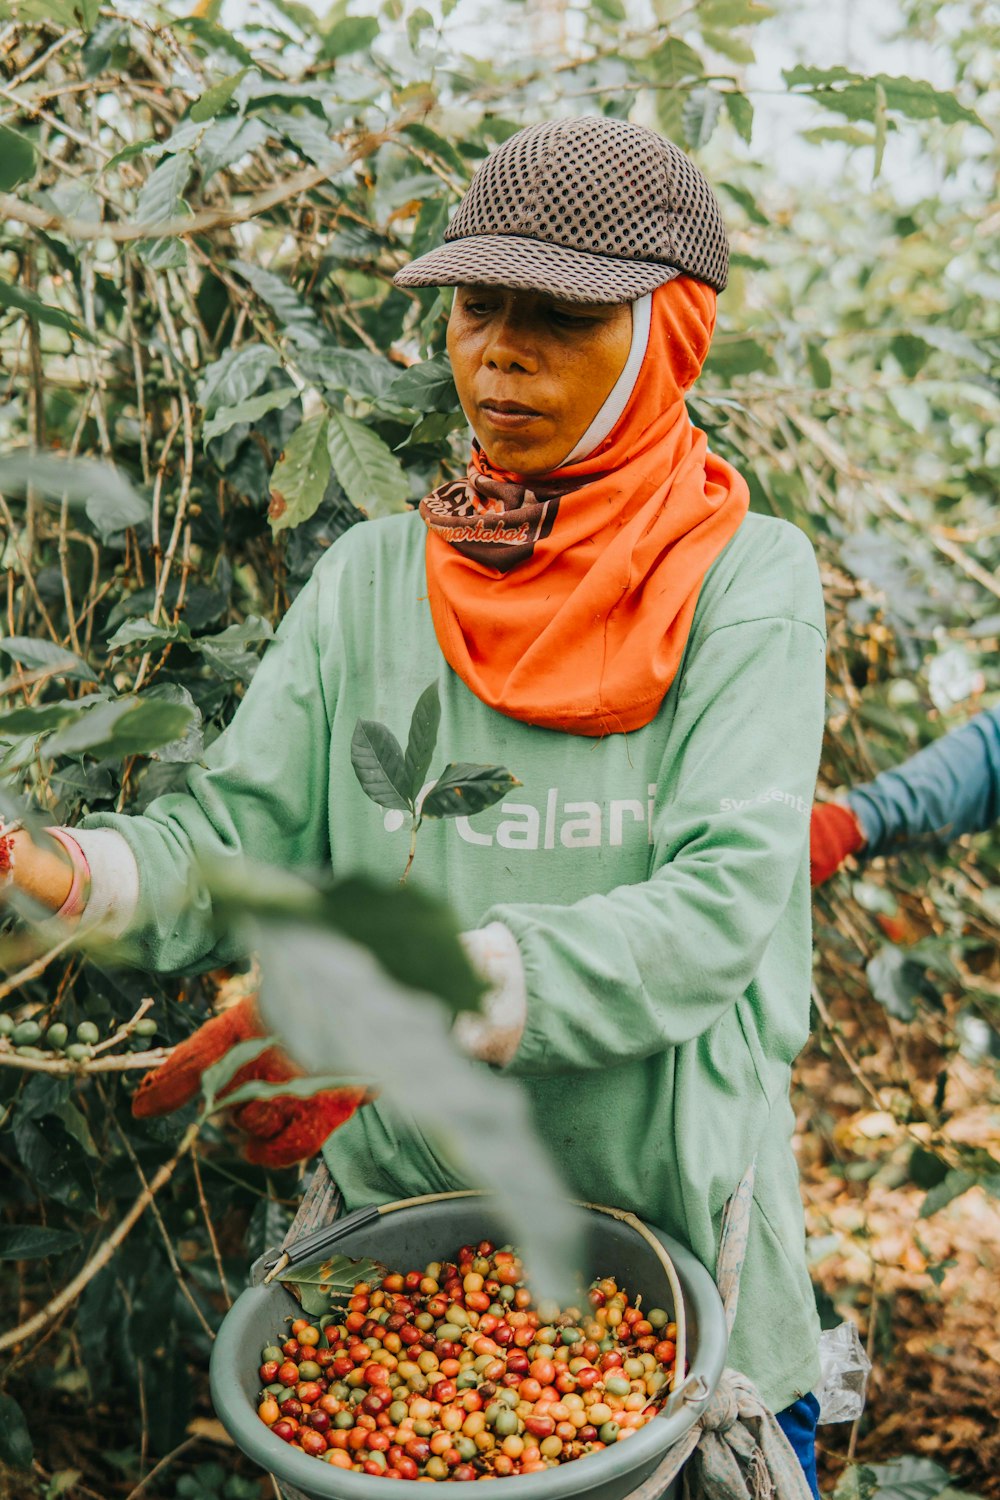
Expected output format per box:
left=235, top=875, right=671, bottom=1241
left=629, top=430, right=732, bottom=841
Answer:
left=46, top=1022, right=69, bottom=1050
left=76, top=1021, right=100, bottom=1046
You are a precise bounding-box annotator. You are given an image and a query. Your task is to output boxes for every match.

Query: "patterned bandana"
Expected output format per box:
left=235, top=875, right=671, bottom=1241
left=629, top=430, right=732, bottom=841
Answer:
left=419, top=462, right=584, bottom=573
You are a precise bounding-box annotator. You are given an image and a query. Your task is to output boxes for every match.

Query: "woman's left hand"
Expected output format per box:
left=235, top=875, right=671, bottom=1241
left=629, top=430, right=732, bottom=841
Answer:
left=131, top=996, right=372, bottom=1167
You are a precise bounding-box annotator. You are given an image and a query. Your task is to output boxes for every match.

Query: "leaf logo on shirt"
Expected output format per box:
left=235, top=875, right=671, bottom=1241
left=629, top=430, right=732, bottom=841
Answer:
left=351, top=682, right=519, bottom=881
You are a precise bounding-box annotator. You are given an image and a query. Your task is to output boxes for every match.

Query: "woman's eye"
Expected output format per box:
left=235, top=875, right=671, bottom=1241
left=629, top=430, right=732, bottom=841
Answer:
left=550, top=309, right=593, bottom=328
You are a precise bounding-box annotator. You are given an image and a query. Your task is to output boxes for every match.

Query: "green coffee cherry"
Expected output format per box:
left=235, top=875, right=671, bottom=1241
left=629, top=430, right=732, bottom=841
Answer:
left=16, top=1045, right=47, bottom=1059
left=46, top=1022, right=69, bottom=1050
left=12, top=1021, right=41, bottom=1047
left=0, top=1015, right=14, bottom=1037
left=65, top=1043, right=93, bottom=1062
left=76, top=1021, right=100, bottom=1046
left=134, top=1017, right=158, bottom=1036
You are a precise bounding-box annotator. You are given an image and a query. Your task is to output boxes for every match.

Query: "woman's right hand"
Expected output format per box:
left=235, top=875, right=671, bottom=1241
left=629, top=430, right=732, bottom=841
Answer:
left=132, top=994, right=373, bottom=1168
left=0, top=827, right=76, bottom=912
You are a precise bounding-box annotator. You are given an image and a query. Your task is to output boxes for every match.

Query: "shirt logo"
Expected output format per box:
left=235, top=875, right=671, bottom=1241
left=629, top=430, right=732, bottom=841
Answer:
left=383, top=785, right=658, bottom=850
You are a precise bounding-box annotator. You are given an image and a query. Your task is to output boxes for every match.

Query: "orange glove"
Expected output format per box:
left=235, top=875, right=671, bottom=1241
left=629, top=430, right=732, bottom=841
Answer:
left=810, top=802, right=866, bottom=886
left=131, top=995, right=370, bottom=1168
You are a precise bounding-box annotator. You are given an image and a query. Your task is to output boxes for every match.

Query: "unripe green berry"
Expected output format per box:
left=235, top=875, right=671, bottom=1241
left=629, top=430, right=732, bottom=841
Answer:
left=134, top=1017, right=158, bottom=1036
left=65, top=1042, right=93, bottom=1062
left=76, top=1021, right=100, bottom=1046
left=46, top=1022, right=69, bottom=1050
left=12, top=1021, right=41, bottom=1047
left=0, top=1015, right=14, bottom=1037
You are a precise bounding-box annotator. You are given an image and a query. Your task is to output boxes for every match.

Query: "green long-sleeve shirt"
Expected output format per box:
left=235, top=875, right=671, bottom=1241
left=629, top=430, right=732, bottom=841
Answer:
left=83, top=507, right=827, bottom=1412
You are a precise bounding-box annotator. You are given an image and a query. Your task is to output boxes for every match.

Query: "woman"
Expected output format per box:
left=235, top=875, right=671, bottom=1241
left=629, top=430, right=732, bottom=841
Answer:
left=4, top=117, right=827, bottom=1491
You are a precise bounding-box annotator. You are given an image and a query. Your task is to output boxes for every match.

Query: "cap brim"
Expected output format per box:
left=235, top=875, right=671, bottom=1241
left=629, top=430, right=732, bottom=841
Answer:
left=393, top=233, right=680, bottom=306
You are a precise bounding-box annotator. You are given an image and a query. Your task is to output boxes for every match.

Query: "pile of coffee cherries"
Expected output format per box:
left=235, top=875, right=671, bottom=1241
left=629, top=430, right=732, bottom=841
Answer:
left=255, top=1239, right=679, bottom=1480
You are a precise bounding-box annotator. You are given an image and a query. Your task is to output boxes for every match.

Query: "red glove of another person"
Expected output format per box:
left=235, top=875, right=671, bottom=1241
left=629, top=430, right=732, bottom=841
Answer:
left=809, top=802, right=866, bottom=886
left=131, top=995, right=370, bottom=1168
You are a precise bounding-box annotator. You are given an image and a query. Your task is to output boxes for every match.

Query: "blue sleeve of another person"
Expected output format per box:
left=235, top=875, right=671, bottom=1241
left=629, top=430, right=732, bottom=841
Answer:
left=847, top=702, right=1000, bottom=857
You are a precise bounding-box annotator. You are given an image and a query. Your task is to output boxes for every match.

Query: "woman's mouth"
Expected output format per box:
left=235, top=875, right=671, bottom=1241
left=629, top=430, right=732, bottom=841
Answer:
left=479, top=399, right=545, bottom=430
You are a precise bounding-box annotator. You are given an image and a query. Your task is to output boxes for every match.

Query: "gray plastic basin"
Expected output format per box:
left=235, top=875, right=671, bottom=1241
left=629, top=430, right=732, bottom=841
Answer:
left=210, top=1198, right=727, bottom=1500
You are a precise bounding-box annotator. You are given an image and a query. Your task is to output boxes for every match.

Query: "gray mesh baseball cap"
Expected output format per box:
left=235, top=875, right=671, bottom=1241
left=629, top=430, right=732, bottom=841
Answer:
left=394, top=115, right=729, bottom=305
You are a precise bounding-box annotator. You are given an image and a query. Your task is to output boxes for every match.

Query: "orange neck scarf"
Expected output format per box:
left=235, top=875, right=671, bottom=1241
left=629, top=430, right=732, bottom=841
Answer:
left=420, top=278, right=750, bottom=737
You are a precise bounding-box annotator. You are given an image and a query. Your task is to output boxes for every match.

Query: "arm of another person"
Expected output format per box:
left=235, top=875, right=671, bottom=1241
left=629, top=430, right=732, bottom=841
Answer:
left=479, top=608, right=827, bottom=1076
left=62, top=568, right=335, bottom=973
left=847, top=701, right=1000, bottom=854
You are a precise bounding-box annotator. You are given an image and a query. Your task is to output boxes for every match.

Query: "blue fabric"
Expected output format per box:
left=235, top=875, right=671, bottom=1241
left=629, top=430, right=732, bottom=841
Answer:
left=776, top=1392, right=821, bottom=1500
left=847, top=702, right=1000, bottom=857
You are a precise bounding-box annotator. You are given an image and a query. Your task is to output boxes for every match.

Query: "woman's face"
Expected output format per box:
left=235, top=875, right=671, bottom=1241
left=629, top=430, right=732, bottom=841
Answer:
left=447, top=286, right=633, bottom=476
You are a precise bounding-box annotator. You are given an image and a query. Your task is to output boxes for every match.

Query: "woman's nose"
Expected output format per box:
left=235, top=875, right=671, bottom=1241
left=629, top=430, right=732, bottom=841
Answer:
left=483, top=316, right=539, bottom=374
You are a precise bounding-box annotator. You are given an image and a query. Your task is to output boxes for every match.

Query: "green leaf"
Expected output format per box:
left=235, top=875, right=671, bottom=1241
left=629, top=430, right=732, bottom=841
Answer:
left=783, top=66, right=983, bottom=129
left=0, top=1393, right=33, bottom=1469
left=802, top=125, right=876, bottom=146
left=0, top=280, right=92, bottom=341
left=919, top=1169, right=979, bottom=1219
left=298, top=348, right=400, bottom=403
left=254, top=913, right=580, bottom=1304
left=401, top=123, right=468, bottom=178
left=403, top=683, right=441, bottom=802
left=806, top=341, right=832, bottom=389
left=198, top=344, right=285, bottom=419
left=197, top=616, right=274, bottom=680
left=230, top=259, right=325, bottom=349
left=383, top=354, right=459, bottom=414
left=200, top=1036, right=275, bottom=1115
left=42, top=697, right=194, bottom=761
left=868, top=1457, right=952, bottom=1500
left=134, top=151, right=193, bottom=270
left=268, top=413, right=331, bottom=535
left=0, top=124, right=37, bottom=190
left=168, top=15, right=255, bottom=66
left=350, top=719, right=412, bottom=812
left=908, top=1146, right=948, bottom=1191
left=682, top=88, right=722, bottom=150
left=12, top=1116, right=94, bottom=1213
left=320, top=14, right=380, bottom=58
left=0, top=637, right=97, bottom=683
left=190, top=68, right=249, bottom=123
left=202, top=385, right=298, bottom=442
left=645, top=36, right=704, bottom=85
left=0, top=450, right=149, bottom=542
left=717, top=181, right=769, bottom=226
left=706, top=337, right=776, bottom=377
left=284, top=1252, right=388, bottom=1318
left=723, top=91, right=754, bottom=143
left=106, top=617, right=193, bottom=654
left=866, top=944, right=924, bottom=1021
left=0, top=1225, right=81, bottom=1260
left=834, top=1467, right=878, bottom=1500
left=422, top=763, right=521, bottom=819
left=0, top=702, right=81, bottom=736
left=703, top=28, right=755, bottom=65
left=197, top=115, right=268, bottom=182
left=698, top=0, right=774, bottom=24
left=143, top=684, right=205, bottom=764
left=326, top=409, right=410, bottom=518
left=889, top=334, right=931, bottom=377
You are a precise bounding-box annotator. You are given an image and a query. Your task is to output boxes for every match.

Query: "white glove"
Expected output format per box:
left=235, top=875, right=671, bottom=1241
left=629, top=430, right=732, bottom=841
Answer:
left=453, top=922, right=527, bottom=1068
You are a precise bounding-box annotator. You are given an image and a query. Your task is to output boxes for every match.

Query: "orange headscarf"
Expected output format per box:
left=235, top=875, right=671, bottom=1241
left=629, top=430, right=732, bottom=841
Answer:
left=420, top=278, right=749, bottom=737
